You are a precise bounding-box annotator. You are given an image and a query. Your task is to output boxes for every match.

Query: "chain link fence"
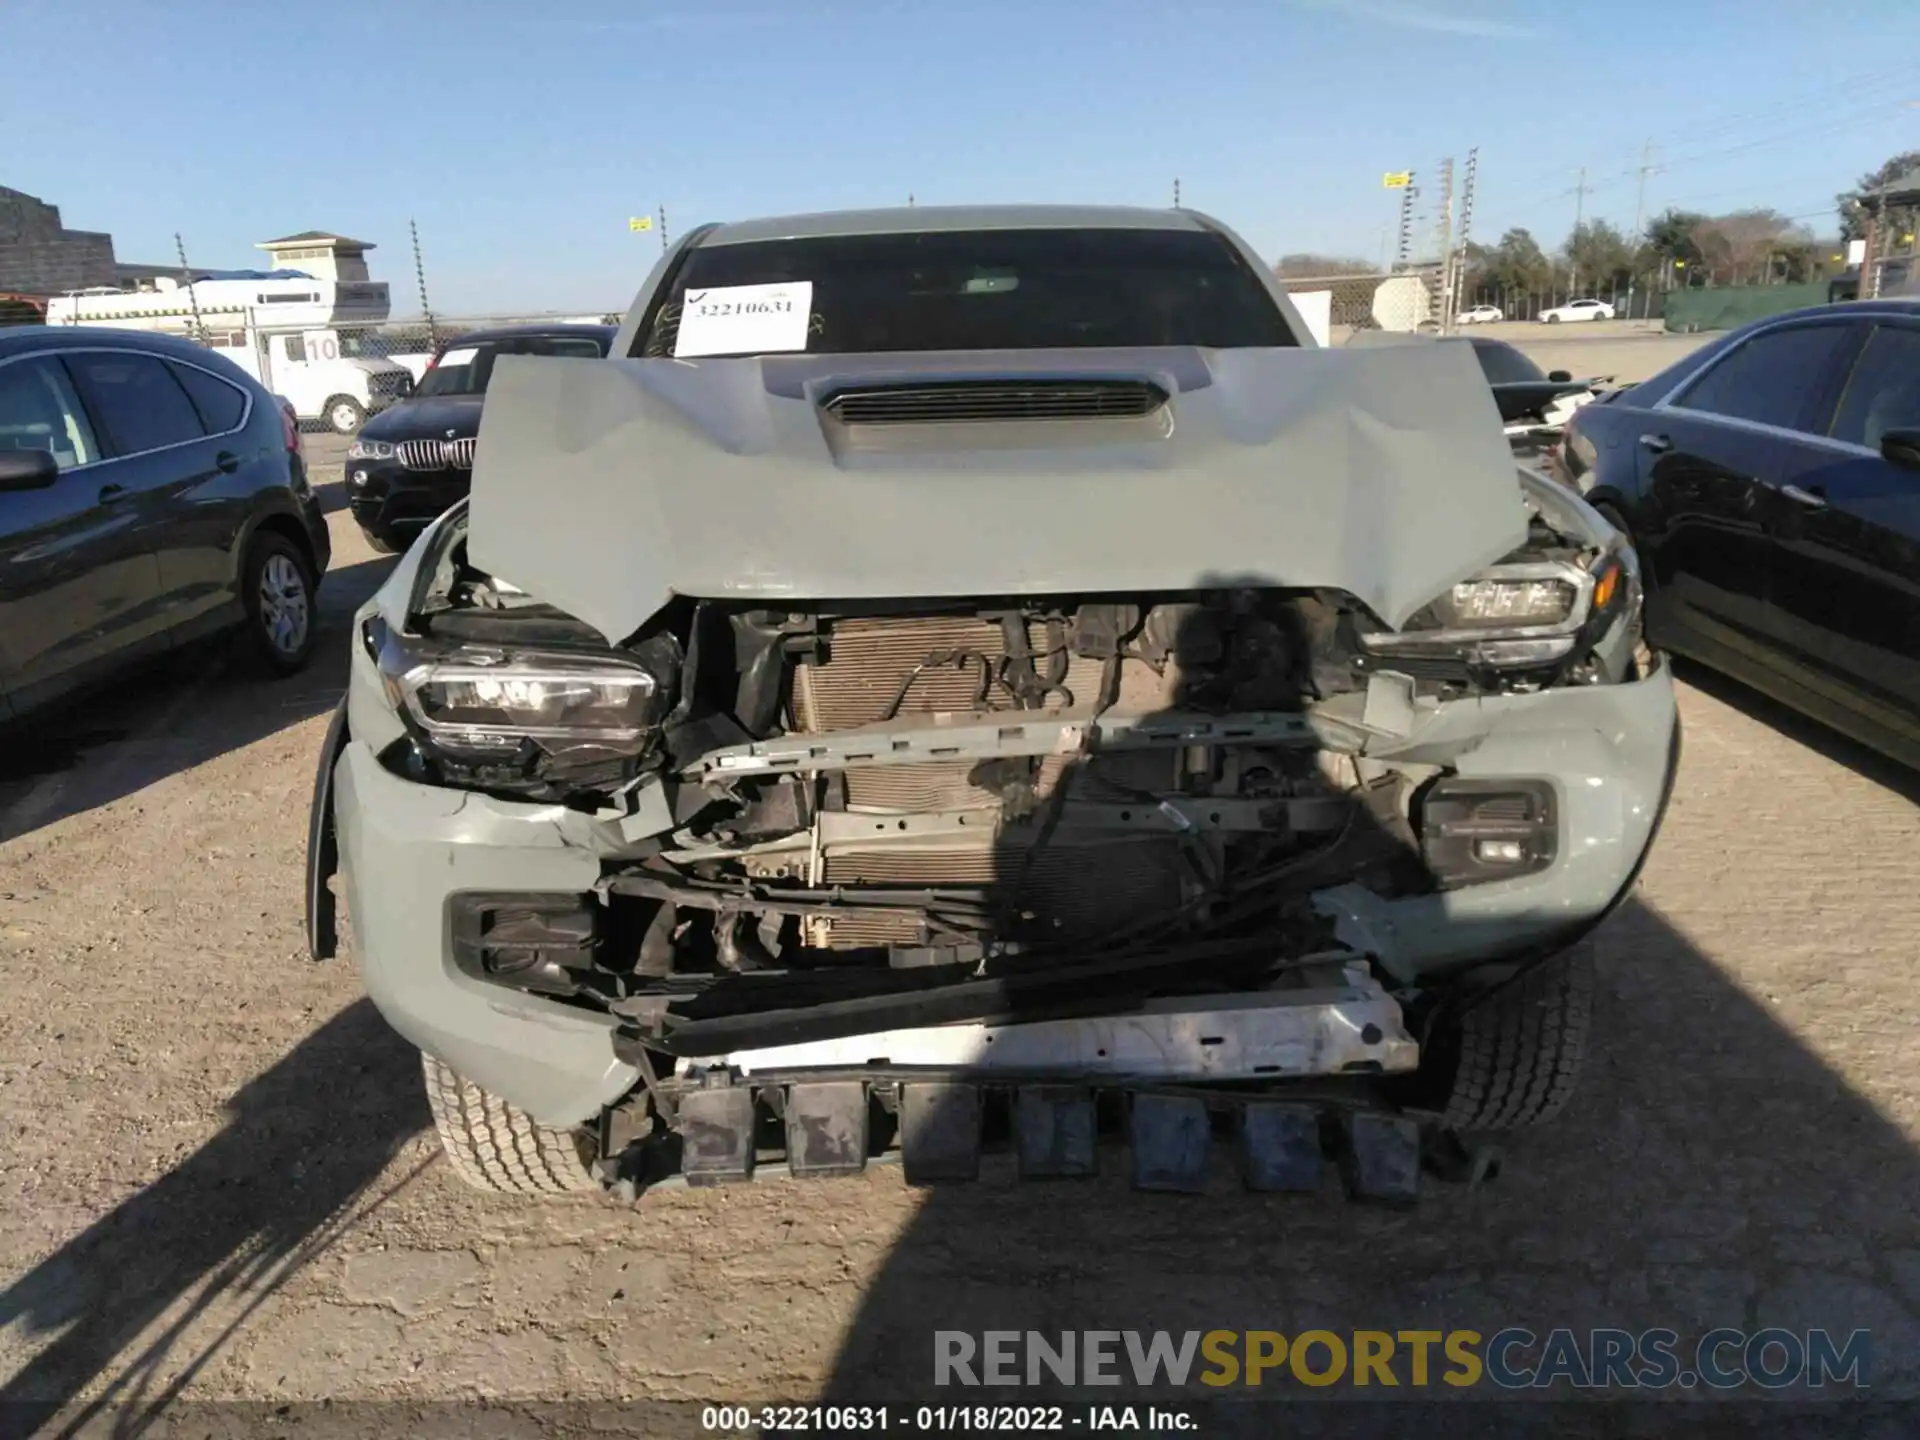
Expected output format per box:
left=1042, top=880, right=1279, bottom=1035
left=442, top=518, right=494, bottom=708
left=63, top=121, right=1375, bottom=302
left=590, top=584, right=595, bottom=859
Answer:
left=1455, top=284, right=1667, bottom=324
left=1276, top=271, right=1442, bottom=341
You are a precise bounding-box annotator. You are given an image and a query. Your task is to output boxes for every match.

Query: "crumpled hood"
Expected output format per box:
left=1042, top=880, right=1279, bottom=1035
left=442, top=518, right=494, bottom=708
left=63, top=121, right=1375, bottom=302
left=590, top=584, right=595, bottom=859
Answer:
left=467, top=344, right=1529, bottom=646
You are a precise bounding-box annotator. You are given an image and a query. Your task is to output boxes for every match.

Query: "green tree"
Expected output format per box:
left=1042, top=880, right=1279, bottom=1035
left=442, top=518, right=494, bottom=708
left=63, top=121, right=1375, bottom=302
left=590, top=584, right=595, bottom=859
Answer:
left=1563, top=219, right=1636, bottom=293
left=1837, top=150, right=1920, bottom=241
left=1462, top=227, right=1555, bottom=300
left=1640, top=208, right=1707, bottom=271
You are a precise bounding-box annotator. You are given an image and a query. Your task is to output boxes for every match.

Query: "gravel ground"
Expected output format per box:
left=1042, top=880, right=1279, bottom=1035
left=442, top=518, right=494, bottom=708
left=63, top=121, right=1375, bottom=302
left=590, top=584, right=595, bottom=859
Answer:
left=5, top=333, right=1918, bottom=1433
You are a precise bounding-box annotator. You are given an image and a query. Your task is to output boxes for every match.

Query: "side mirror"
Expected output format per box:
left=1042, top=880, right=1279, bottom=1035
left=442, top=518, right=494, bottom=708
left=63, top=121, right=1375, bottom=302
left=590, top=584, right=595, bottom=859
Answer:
left=1880, top=428, right=1920, bottom=471
left=0, top=448, right=59, bottom=492
left=1548, top=369, right=1573, bottom=382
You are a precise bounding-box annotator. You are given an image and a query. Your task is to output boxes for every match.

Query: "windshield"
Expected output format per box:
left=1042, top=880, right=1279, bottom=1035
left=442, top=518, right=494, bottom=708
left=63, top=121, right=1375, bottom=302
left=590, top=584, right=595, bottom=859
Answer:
left=1469, top=339, right=1546, bottom=386
left=415, top=334, right=608, bottom=397
left=637, top=227, right=1299, bottom=358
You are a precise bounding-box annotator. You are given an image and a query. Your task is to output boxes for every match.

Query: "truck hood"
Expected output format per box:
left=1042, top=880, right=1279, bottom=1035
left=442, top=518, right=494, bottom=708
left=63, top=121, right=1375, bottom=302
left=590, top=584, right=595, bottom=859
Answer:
left=466, top=344, right=1529, bottom=647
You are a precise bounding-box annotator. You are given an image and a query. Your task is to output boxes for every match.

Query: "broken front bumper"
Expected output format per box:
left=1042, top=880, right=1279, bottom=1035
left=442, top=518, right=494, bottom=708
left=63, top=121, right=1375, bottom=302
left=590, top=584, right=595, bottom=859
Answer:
left=314, top=632, right=1679, bottom=1130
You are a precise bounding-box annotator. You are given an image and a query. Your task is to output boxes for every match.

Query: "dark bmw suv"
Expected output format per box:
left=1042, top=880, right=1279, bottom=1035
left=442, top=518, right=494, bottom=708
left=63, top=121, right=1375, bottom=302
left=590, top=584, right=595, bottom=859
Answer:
left=0, top=326, right=331, bottom=721
left=1554, top=298, right=1920, bottom=769
left=343, top=324, right=615, bottom=552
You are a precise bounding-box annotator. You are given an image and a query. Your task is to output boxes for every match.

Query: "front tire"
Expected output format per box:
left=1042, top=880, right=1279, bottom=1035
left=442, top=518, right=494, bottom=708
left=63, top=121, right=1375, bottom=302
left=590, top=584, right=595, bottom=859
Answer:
left=1430, top=942, right=1594, bottom=1132
left=238, top=531, right=317, bottom=674
left=421, top=1053, right=601, bottom=1195
left=325, top=395, right=367, bottom=434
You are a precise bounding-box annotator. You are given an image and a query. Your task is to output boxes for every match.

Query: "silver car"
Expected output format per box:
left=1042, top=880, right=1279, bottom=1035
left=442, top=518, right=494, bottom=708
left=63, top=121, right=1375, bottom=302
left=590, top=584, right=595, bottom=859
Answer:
left=306, top=205, right=1679, bottom=1201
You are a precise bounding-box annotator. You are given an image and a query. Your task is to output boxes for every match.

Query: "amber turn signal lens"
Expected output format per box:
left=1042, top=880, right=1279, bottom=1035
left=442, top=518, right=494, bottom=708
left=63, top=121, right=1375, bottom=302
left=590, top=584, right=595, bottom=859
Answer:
left=1591, top=562, right=1620, bottom=612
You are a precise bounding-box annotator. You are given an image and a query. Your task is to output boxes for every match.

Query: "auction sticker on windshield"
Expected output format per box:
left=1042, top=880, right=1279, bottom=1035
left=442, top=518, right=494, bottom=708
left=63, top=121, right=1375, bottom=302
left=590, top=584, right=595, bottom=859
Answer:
left=673, top=281, right=813, bottom=357
left=436, top=347, right=479, bottom=367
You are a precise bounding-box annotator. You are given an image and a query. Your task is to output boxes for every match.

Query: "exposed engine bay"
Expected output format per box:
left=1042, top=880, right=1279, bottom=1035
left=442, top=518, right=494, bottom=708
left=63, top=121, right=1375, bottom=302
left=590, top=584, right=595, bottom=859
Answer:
left=363, top=472, right=1640, bottom=1057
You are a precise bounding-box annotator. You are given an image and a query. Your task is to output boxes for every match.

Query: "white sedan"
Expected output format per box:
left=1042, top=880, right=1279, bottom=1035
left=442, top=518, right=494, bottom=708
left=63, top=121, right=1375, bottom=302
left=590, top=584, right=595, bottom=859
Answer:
left=1458, top=304, right=1504, bottom=324
left=1539, top=298, right=1616, bottom=324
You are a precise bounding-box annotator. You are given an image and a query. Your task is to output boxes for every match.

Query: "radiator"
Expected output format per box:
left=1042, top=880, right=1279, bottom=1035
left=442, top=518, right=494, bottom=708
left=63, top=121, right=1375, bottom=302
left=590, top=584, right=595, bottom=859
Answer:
left=819, top=839, right=1185, bottom=950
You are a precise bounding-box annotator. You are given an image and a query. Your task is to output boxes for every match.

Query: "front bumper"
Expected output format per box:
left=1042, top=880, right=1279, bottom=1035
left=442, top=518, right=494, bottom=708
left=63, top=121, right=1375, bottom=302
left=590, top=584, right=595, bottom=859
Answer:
left=344, top=457, right=471, bottom=540
left=314, top=639, right=1679, bottom=1129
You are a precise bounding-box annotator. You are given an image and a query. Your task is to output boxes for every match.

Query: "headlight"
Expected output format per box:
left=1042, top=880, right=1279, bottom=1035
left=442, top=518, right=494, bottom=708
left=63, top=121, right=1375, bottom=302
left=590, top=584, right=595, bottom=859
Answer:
left=1433, top=572, right=1577, bottom=629
left=1360, top=557, right=1629, bottom=671
left=348, top=438, right=395, bottom=461
left=400, top=654, right=664, bottom=751
left=368, top=618, right=680, bottom=786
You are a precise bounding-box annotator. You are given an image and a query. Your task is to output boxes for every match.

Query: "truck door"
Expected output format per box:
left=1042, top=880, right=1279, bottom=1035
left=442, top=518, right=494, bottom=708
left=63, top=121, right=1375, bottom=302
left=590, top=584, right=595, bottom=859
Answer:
left=273, top=332, right=314, bottom=417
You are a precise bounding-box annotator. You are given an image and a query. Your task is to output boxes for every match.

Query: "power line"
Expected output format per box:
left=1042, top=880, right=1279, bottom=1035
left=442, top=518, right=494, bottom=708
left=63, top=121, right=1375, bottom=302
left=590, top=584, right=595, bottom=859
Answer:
left=1488, top=64, right=1912, bottom=201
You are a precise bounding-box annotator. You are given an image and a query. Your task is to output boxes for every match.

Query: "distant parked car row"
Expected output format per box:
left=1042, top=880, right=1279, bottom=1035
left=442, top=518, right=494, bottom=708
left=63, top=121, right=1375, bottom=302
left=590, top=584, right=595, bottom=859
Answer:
left=1457, top=299, right=1620, bottom=325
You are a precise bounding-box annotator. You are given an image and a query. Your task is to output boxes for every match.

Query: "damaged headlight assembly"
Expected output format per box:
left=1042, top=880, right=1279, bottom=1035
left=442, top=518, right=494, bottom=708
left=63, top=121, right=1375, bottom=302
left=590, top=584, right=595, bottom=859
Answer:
left=365, top=616, right=680, bottom=791
left=1356, top=554, right=1631, bottom=671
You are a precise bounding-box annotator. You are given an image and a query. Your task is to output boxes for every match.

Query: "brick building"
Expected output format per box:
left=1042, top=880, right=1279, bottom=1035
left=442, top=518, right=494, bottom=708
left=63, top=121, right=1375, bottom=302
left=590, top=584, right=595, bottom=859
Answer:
left=0, top=184, right=174, bottom=297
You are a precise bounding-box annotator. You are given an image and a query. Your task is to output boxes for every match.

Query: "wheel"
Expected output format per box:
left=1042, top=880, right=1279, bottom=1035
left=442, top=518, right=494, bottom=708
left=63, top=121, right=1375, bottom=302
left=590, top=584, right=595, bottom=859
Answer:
left=1547, top=313, right=1561, bottom=324
left=1429, top=942, right=1594, bottom=1132
left=358, top=523, right=401, bottom=556
left=239, top=531, right=317, bottom=674
left=421, top=1053, right=602, bottom=1195
left=325, top=395, right=367, bottom=434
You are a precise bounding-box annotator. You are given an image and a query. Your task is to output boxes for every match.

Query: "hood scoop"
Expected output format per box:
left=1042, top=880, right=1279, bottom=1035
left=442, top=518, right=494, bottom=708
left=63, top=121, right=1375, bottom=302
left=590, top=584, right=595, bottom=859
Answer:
left=820, top=378, right=1170, bottom=426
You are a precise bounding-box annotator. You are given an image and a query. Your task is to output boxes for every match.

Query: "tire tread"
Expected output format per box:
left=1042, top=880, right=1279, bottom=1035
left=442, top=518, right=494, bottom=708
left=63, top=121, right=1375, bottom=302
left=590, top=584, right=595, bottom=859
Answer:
left=1442, top=943, right=1593, bottom=1131
left=421, top=1053, right=599, bottom=1194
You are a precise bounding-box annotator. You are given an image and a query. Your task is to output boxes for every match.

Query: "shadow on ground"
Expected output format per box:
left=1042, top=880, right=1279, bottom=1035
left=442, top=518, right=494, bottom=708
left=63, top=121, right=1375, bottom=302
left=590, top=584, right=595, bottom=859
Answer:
left=807, top=890, right=1919, bottom=1430
left=0, top=1001, right=427, bottom=1438
left=0, top=553, right=394, bottom=843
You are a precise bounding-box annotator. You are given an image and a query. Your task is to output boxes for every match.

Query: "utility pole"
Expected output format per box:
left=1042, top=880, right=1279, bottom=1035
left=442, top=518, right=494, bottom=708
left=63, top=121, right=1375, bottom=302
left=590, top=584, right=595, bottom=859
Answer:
left=658, top=204, right=669, bottom=254
left=1173, top=177, right=1181, bottom=209
left=1447, top=147, right=1478, bottom=330
left=1630, top=141, right=1658, bottom=240
left=175, top=233, right=205, bottom=344
left=1627, top=142, right=1658, bottom=320
left=1394, top=172, right=1417, bottom=270
left=410, top=218, right=438, bottom=348
left=1432, top=156, right=1455, bottom=331
left=1569, top=165, right=1589, bottom=293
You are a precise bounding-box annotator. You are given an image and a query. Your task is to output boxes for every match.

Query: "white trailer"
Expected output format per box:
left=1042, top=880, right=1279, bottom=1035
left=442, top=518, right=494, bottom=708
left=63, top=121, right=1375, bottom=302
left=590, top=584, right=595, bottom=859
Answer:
left=45, top=275, right=414, bottom=433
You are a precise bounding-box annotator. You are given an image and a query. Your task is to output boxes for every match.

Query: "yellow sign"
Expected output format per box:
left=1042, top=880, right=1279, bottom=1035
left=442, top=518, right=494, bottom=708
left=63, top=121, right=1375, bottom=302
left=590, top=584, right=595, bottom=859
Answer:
left=1382, top=171, right=1412, bottom=189
left=629, top=216, right=654, bottom=233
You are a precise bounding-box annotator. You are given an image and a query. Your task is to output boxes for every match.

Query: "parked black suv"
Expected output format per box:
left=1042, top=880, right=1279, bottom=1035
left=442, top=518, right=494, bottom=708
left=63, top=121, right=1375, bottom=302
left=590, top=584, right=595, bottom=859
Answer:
left=344, top=324, right=615, bottom=553
left=0, top=326, right=331, bottom=720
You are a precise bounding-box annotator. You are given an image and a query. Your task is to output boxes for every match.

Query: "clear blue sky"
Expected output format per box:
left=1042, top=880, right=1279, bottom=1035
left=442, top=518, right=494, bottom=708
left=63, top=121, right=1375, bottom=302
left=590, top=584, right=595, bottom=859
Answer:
left=8, top=0, right=1920, bottom=314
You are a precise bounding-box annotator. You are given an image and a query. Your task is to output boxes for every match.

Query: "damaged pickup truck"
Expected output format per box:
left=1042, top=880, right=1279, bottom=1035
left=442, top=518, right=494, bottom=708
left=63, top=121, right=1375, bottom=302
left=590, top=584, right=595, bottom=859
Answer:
left=306, top=205, right=1680, bottom=1201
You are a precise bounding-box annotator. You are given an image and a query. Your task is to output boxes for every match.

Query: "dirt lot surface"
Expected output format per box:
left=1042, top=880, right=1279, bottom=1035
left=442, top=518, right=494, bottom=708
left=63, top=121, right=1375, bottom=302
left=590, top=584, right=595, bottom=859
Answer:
left=5, top=332, right=1919, bottom=1431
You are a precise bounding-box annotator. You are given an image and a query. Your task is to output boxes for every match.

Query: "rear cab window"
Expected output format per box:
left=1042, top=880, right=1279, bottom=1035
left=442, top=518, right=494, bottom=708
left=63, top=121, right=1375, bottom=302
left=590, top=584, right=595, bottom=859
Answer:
left=636, top=227, right=1300, bottom=358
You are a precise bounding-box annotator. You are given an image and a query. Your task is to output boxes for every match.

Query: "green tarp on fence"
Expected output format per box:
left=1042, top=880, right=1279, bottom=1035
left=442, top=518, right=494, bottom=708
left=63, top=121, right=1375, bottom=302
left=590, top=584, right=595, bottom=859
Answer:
left=1662, top=283, right=1831, bottom=334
